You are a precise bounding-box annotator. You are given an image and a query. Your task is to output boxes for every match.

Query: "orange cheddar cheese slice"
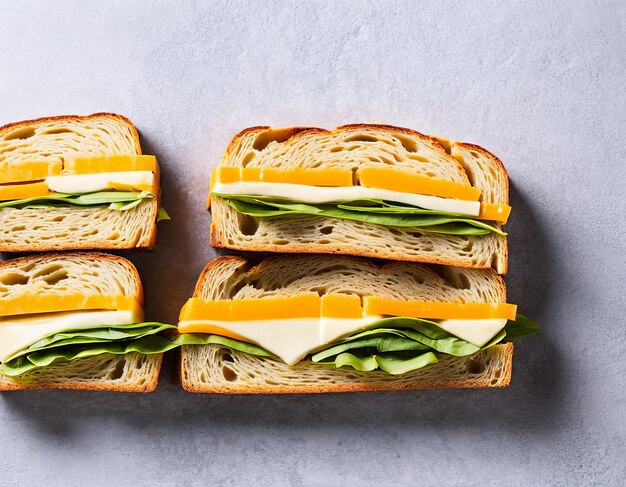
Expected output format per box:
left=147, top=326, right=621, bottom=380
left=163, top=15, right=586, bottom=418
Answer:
left=478, top=203, right=511, bottom=223
left=64, top=155, right=159, bottom=179
left=0, top=181, right=50, bottom=201
left=0, top=161, right=62, bottom=184
left=0, top=294, right=142, bottom=318
left=179, top=293, right=321, bottom=323
left=357, top=166, right=481, bottom=201
left=321, top=294, right=362, bottom=318
left=363, top=297, right=517, bottom=321
left=211, top=166, right=353, bottom=191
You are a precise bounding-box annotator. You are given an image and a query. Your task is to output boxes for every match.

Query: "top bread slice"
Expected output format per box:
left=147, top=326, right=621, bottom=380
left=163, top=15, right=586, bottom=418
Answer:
left=0, top=113, right=158, bottom=252
left=0, top=252, right=162, bottom=392
left=210, top=124, right=509, bottom=274
left=179, top=254, right=513, bottom=393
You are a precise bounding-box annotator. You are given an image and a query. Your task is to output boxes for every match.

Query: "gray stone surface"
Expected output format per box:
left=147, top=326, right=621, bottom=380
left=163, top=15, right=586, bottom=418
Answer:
left=1, top=1, right=624, bottom=485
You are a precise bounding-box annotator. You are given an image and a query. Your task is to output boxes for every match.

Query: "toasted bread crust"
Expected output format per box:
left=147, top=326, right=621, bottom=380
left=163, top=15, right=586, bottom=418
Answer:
left=0, top=250, right=144, bottom=305
left=179, top=344, right=513, bottom=393
left=209, top=211, right=509, bottom=274
left=0, top=355, right=162, bottom=392
left=0, top=112, right=141, bottom=151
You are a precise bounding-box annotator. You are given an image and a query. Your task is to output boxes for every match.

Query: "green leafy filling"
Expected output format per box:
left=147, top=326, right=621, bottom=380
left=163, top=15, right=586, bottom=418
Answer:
left=0, top=315, right=539, bottom=377
left=0, top=191, right=153, bottom=211
left=212, top=193, right=506, bottom=236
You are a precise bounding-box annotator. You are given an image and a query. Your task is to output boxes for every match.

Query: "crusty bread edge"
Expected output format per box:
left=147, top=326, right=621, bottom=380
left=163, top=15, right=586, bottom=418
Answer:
left=0, top=354, right=163, bottom=393
left=0, top=250, right=144, bottom=305
left=0, top=199, right=159, bottom=252
left=180, top=344, right=512, bottom=393
left=178, top=255, right=512, bottom=393
left=0, top=112, right=141, bottom=152
left=209, top=204, right=508, bottom=274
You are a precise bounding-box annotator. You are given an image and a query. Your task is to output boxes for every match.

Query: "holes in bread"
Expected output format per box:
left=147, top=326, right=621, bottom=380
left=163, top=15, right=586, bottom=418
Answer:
left=344, top=134, right=379, bottom=143
left=431, top=266, right=471, bottom=290
left=242, top=152, right=255, bottom=167
left=108, top=358, right=126, bottom=380
left=396, top=134, right=417, bottom=153
left=330, top=146, right=344, bottom=153
left=222, top=353, right=234, bottom=363
left=222, top=365, right=238, bottom=382
left=237, top=213, right=259, bottom=236
left=4, top=126, right=36, bottom=140
left=465, top=357, right=485, bottom=374
left=271, top=239, right=289, bottom=245
left=52, top=215, right=66, bottom=222
left=409, top=154, right=429, bottom=163
left=10, top=225, right=25, bottom=231
left=319, top=226, right=333, bottom=235
left=0, top=272, right=29, bottom=285
left=252, top=128, right=297, bottom=151
left=44, top=128, right=74, bottom=135
left=32, top=264, right=69, bottom=285
left=108, top=232, right=120, bottom=240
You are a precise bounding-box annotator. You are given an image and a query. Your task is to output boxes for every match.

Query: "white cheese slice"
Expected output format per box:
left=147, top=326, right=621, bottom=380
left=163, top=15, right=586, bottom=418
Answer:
left=436, top=318, right=508, bottom=347
left=0, top=309, right=143, bottom=363
left=179, top=315, right=382, bottom=365
left=212, top=181, right=480, bottom=216
left=46, top=171, right=156, bottom=195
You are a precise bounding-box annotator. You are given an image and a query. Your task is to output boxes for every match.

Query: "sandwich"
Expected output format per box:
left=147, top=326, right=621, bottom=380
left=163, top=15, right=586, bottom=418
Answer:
left=0, top=113, right=168, bottom=251
left=176, top=255, right=539, bottom=393
left=208, top=124, right=509, bottom=274
left=0, top=252, right=182, bottom=392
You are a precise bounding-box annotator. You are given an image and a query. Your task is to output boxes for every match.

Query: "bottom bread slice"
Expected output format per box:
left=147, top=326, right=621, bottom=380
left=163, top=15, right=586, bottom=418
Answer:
left=0, top=352, right=162, bottom=392
left=179, top=343, right=513, bottom=393
left=0, top=198, right=158, bottom=251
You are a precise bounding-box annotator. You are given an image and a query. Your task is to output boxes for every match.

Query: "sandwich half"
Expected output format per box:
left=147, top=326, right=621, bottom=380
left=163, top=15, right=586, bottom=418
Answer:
left=0, top=252, right=178, bottom=392
left=0, top=113, right=167, bottom=251
left=209, top=124, right=509, bottom=273
left=177, top=255, right=539, bottom=393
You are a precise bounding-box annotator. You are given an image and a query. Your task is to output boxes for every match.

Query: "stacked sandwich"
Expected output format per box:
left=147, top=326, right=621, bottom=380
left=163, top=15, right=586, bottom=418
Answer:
left=177, top=124, right=539, bottom=393
left=0, top=114, right=172, bottom=392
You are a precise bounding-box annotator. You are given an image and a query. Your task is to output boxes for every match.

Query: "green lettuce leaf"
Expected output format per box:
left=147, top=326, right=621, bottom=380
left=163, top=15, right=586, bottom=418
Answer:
left=0, top=191, right=153, bottom=211
left=319, top=351, right=439, bottom=375
left=0, top=333, right=272, bottom=377
left=157, top=207, right=171, bottom=221
left=217, top=195, right=505, bottom=236
left=503, top=314, right=542, bottom=341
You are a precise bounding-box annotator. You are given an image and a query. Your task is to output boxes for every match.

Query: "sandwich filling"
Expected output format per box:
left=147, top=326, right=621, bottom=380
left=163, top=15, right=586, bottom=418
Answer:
left=177, top=293, right=539, bottom=374
left=0, top=293, right=180, bottom=377
left=210, top=167, right=511, bottom=236
left=0, top=155, right=164, bottom=213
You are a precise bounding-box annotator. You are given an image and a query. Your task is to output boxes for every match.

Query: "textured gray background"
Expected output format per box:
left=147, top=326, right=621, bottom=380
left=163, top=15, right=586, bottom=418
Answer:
left=1, top=1, right=624, bottom=485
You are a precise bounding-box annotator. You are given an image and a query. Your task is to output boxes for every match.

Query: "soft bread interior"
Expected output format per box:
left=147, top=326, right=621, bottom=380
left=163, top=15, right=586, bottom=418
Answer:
left=180, top=255, right=512, bottom=393
left=0, top=352, right=162, bottom=392
left=0, top=198, right=157, bottom=251
left=210, top=124, right=508, bottom=273
left=0, top=252, right=162, bottom=392
left=0, top=251, right=142, bottom=302
left=0, top=113, right=157, bottom=251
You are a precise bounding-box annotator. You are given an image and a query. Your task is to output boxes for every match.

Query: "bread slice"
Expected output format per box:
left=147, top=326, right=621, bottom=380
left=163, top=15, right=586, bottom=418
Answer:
left=0, top=113, right=158, bottom=251
left=210, top=124, right=508, bottom=274
left=0, top=252, right=162, bottom=392
left=179, top=255, right=514, bottom=393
